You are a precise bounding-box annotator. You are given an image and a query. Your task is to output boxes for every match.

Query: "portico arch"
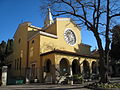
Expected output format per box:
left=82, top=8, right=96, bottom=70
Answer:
left=60, top=58, right=70, bottom=75
left=72, top=59, right=80, bottom=75
left=83, top=60, right=90, bottom=79
left=45, top=59, right=51, bottom=73
left=44, top=59, right=52, bottom=83
left=92, top=61, right=97, bottom=74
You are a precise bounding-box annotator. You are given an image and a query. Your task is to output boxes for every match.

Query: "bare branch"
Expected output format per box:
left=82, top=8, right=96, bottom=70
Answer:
left=109, top=13, right=120, bottom=19
left=93, top=0, right=97, bottom=27
left=61, top=0, right=76, bottom=14
left=53, top=10, right=95, bottom=31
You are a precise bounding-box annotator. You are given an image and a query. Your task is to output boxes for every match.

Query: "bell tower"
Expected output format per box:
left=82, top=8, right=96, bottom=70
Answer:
left=44, top=8, right=54, bottom=27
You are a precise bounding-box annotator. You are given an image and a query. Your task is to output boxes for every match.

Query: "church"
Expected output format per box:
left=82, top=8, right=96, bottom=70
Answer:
left=6, top=8, right=98, bottom=84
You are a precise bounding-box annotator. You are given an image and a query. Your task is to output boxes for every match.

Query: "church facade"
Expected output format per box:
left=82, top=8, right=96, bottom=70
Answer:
left=6, top=9, right=98, bottom=84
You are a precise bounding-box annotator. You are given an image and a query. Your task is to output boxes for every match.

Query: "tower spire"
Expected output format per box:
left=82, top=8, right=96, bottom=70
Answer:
left=44, top=8, right=54, bottom=27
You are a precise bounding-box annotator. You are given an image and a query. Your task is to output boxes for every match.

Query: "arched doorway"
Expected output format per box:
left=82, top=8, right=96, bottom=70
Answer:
left=83, top=60, right=90, bottom=79
left=92, top=61, right=97, bottom=74
left=60, top=58, right=69, bottom=75
left=45, top=59, right=51, bottom=73
left=44, top=59, right=52, bottom=83
left=72, top=59, right=80, bottom=75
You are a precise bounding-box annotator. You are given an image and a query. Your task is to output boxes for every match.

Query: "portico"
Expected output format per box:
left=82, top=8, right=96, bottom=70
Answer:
left=40, top=49, right=98, bottom=84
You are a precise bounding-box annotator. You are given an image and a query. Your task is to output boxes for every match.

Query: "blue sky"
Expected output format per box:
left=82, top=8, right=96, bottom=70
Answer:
left=0, top=0, right=97, bottom=50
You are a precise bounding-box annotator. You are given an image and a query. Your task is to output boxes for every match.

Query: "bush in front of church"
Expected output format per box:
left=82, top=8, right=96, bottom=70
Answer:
left=73, top=74, right=83, bottom=84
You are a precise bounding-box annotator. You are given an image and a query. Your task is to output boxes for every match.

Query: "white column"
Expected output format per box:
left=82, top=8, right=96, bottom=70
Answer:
left=2, top=66, right=8, bottom=86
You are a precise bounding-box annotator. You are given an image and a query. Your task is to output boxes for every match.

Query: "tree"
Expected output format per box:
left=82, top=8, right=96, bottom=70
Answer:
left=5, top=39, right=13, bottom=56
left=0, top=41, right=6, bottom=80
left=0, top=41, right=6, bottom=66
left=0, top=39, right=14, bottom=65
left=110, top=25, right=120, bottom=60
left=40, top=0, right=120, bottom=83
left=110, top=25, right=120, bottom=76
left=0, top=39, right=13, bottom=80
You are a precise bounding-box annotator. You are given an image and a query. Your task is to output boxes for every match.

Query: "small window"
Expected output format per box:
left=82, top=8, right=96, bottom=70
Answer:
left=32, top=40, right=34, bottom=44
left=15, top=59, right=16, bottom=70
left=17, top=59, right=19, bottom=70
left=30, top=47, right=34, bottom=57
left=19, top=57, right=22, bottom=70
left=21, top=50, right=23, bottom=58
left=18, top=38, right=21, bottom=44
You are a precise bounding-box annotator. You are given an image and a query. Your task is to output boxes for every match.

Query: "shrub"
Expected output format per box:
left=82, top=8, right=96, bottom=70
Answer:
left=0, top=80, right=2, bottom=86
left=87, top=82, right=120, bottom=89
left=73, top=74, right=83, bottom=84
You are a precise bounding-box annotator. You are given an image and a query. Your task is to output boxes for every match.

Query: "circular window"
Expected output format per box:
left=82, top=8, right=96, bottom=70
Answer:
left=64, top=29, right=76, bottom=46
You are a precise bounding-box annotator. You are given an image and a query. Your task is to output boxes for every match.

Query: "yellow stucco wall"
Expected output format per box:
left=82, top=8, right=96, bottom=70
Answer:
left=41, top=54, right=55, bottom=67
left=27, top=34, right=42, bottom=80
left=13, top=22, right=29, bottom=77
left=55, top=54, right=97, bottom=67
left=40, top=18, right=81, bottom=54
left=28, top=34, right=40, bottom=67
left=45, top=22, right=57, bottom=35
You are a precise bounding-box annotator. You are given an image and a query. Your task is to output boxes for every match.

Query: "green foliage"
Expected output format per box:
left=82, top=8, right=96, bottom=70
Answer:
left=87, top=82, right=120, bottom=89
left=0, top=39, right=13, bottom=67
left=0, top=80, right=2, bottom=86
left=72, top=74, right=83, bottom=84
left=0, top=41, right=7, bottom=66
left=5, top=39, right=13, bottom=56
left=110, top=25, right=120, bottom=60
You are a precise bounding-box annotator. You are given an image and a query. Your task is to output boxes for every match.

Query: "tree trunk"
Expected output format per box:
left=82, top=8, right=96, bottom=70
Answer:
left=99, top=53, right=109, bottom=83
left=93, top=32, right=109, bottom=83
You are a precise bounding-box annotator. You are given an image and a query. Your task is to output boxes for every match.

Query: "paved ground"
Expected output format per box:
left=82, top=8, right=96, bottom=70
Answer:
left=0, top=84, right=91, bottom=90
left=0, top=82, right=92, bottom=90
left=0, top=77, right=120, bottom=90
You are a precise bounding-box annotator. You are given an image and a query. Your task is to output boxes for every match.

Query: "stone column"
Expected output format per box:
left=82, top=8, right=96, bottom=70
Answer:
left=96, top=62, right=99, bottom=75
left=51, top=64, right=56, bottom=84
left=25, top=67, right=31, bottom=84
left=80, top=64, right=83, bottom=74
left=69, top=66, right=73, bottom=85
left=90, top=62, right=92, bottom=75
left=89, top=62, right=92, bottom=81
left=55, top=64, right=60, bottom=84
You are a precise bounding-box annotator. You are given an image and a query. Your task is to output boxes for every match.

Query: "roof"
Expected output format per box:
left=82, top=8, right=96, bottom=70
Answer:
left=14, top=22, right=31, bottom=38
left=91, top=49, right=99, bottom=54
left=80, top=43, right=91, bottom=47
left=40, top=49, right=98, bottom=59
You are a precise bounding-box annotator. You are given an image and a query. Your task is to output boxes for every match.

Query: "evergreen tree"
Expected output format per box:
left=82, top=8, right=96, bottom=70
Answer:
left=0, top=41, right=6, bottom=66
left=5, top=39, right=13, bottom=56
left=110, top=25, right=120, bottom=60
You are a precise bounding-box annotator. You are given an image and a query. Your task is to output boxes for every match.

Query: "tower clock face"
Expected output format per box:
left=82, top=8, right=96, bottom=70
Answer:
left=64, top=29, right=76, bottom=46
